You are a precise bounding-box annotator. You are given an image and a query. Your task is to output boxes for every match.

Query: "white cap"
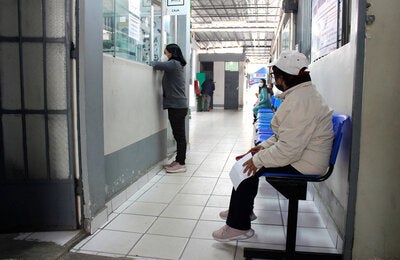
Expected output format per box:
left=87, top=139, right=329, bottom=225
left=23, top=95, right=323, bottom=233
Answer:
left=268, top=50, right=309, bottom=75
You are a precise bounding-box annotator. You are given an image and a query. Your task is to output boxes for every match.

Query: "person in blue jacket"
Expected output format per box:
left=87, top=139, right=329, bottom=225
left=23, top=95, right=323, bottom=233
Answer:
left=252, top=78, right=272, bottom=123
left=150, top=44, right=188, bottom=173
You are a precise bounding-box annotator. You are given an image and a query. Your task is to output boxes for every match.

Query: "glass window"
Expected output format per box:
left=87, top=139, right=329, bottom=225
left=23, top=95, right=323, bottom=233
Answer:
left=164, top=15, right=176, bottom=46
left=225, top=62, right=239, bottom=71
left=310, top=0, right=350, bottom=61
left=103, top=0, right=161, bottom=64
left=153, top=5, right=162, bottom=61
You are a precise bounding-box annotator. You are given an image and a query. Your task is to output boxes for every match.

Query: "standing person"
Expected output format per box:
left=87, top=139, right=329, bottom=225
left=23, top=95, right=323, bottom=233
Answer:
left=150, top=44, right=188, bottom=173
left=201, top=78, right=215, bottom=111
left=252, top=78, right=272, bottom=123
left=212, top=50, right=333, bottom=241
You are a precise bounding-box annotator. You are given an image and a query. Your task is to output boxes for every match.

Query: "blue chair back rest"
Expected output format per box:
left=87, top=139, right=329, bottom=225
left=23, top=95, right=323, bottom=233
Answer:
left=258, top=112, right=274, bottom=121
left=274, top=98, right=282, bottom=109
left=270, top=95, right=276, bottom=106
left=329, top=114, right=350, bottom=165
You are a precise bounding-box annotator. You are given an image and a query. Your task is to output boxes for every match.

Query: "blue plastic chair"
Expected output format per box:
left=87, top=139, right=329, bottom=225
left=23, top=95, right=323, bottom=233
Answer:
left=270, top=95, right=276, bottom=107
left=274, top=97, right=282, bottom=109
left=254, top=133, right=274, bottom=145
left=258, top=107, right=274, bottom=114
left=244, top=114, right=350, bottom=260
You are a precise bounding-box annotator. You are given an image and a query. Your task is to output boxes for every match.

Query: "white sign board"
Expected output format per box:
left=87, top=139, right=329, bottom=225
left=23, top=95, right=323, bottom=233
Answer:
left=165, top=0, right=190, bottom=15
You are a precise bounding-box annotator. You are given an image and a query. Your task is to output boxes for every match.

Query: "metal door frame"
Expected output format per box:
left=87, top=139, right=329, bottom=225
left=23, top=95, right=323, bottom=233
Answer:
left=0, top=0, right=79, bottom=231
left=224, top=69, right=239, bottom=109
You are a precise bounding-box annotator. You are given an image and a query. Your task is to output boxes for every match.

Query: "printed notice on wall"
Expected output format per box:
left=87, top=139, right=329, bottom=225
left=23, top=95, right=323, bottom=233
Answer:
left=165, top=0, right=190, bottom=15
left=311, top=0, right=338, bottom=61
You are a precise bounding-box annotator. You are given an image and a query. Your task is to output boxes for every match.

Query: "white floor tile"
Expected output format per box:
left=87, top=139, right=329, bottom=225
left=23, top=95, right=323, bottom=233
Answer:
left=212, top=178, right=234, bottom=196
left=206, top=195, right=231, bottom=207
left=200, top=207, right=226, bottom=221
left=279, top=199, right=319, bottom=213
left=137, top=183, right=182, bottom=204
left=197, top=162, right=225, bottom=172
left=253, top=197, right=281, bottom=211
left=80, top=229, right=142, bottom=255
left=282, top=211, right=326, bottom=228
left=147, top=217, right=197, bottom=237
left=185, top=151, right=208, bottom=164
left=252, top=210, right=283, bottom=225
left=257, top=184, right=279, bottom=198
left=192, top=169, right=221, bottom=178
left=191, top=220, right=226, bottom=240
left=180, top=238, right=236, bottom=260
left=158, top=175, right=191, bottom=184
left=180, top=177, right=218, bottom=195
left=129, top=234, right=188, bottom=259
left=160, top=204, right=204, bottom=219
left=123, top=201, right=168, bottom=216
left=104, top=214, right=156, bottom=233
left=247, top=224, right=286, bottom=245
left=296, top=227, right=335, bottom=248
left=171, top=193, right=210, bottom=206
left=220, top=171, right=231, bottom=179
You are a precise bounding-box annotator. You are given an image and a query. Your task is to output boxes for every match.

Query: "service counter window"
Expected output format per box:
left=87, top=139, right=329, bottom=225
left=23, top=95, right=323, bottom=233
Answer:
left=103, top=0, right=164, bottom=64
left=310, top=0, right=350, bottom=61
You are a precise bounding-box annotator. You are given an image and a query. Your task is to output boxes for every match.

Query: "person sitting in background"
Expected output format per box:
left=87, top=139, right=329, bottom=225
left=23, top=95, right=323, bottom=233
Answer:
left=252, top=78, right=272, bottom=123
left=212, top=50, right=333, bottom=242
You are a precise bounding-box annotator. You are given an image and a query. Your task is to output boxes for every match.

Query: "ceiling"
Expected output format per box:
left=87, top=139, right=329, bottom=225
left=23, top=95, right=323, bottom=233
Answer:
left=191, top=0, right=283, bottom=63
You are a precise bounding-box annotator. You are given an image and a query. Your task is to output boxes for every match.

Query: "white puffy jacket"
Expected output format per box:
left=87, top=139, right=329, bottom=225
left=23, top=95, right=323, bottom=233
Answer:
left=252, top=81, right=333, bottom=175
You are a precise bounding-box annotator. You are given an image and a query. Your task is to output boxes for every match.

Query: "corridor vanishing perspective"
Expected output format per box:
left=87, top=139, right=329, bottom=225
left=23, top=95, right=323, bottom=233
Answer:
left=70, top=108, right=340, bottom=259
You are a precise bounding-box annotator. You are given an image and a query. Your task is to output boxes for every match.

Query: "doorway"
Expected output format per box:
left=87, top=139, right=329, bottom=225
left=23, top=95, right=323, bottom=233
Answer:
left=224, top=62, right=239, bottom=109
left=0, top=0, right=78, bottom=231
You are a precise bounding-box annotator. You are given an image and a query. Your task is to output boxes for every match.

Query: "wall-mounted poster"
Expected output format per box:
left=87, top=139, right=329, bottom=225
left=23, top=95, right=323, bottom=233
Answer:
left=311, top=0, right=338, bottom=61
left=128, top=0, right=141, bottom=42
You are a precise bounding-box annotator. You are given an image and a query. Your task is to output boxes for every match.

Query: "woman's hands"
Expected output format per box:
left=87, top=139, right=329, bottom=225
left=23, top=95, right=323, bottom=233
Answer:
left=242, top=145, right=264, bottom=176
left=242, top=158, right=258, bottom=176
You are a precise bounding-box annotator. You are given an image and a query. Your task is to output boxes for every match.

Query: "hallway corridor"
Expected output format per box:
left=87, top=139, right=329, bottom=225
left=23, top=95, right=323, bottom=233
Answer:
left=67, top=107, right=340, bottom=259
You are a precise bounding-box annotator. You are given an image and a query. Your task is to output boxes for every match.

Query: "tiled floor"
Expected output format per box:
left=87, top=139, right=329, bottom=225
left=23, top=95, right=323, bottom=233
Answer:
left=69, top=107, right=339, bottom=259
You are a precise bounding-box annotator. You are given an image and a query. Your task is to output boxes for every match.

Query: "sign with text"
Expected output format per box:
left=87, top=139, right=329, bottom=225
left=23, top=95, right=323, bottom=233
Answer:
left=311, top=0, right=338, bottom=61
left=165, top=0, right=190, bottom=15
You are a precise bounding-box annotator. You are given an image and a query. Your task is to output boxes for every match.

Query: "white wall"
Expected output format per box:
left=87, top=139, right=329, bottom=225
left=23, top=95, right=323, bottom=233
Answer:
left=353, top=0, right=400, bottom=258
left=239, top=62, right=245, bottom=107
left=310, top=1, right=400, bottom=258
left=213, top=61, right=225, bottom=106
left=309, top=43, right=355, bottom=209
left=305, top=0, right=361, bottom=248
left=103, top=55, right=166, bottom=155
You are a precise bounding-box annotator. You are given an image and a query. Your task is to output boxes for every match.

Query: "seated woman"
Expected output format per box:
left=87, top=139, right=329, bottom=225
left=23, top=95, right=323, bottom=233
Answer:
left=252, top=78, right=272, bottom=123
left=212, top=50, right=333, bottom=242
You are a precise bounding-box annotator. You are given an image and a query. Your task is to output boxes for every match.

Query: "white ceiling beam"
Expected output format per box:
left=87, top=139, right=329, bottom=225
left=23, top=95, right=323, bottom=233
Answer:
left=191, top=27, right=276, bottom=32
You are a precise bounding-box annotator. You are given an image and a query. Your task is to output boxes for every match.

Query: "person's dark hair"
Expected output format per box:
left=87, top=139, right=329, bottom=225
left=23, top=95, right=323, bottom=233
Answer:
left=165, top=43, right=187, bottom=66
left=272, top=65, right=311, bottom=88
left=260, top=78, right=267, bottom=87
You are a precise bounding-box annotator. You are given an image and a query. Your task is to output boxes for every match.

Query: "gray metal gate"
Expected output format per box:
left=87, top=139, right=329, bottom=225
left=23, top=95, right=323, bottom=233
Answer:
left=224, top=71, right=239, bottom=109
left=0, top=0, right=77, bottom=231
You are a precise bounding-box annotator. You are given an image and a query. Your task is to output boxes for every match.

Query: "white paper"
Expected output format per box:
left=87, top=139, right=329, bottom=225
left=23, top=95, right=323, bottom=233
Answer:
left=229, top=153, right=252, bottom=190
